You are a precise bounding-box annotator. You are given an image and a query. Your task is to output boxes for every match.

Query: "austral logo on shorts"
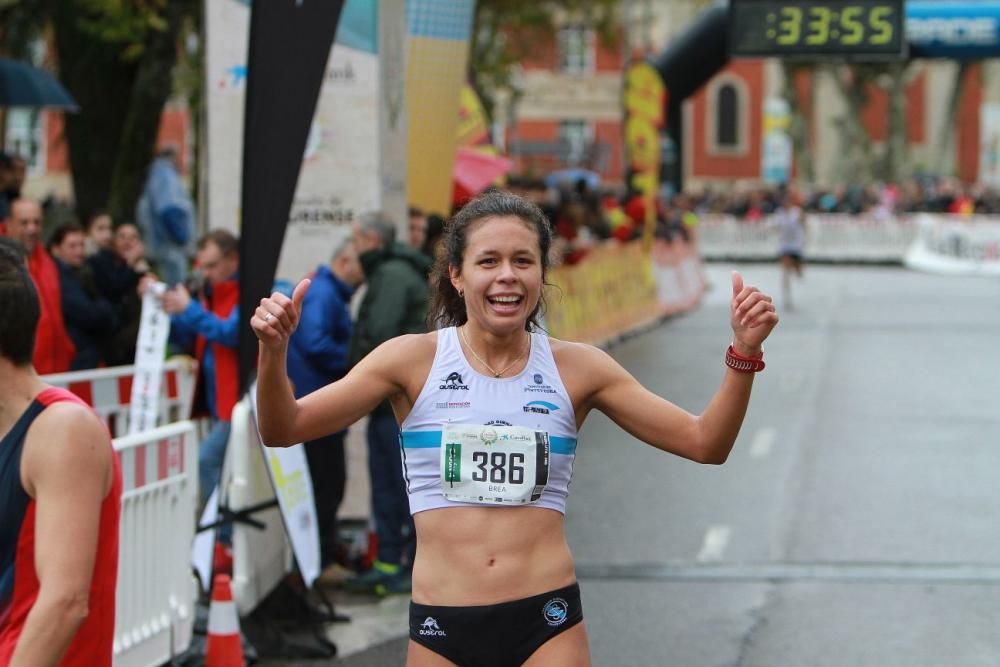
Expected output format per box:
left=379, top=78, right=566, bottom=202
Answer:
left=419, top=616, right=446, bottom=637
left=542, top=597, right=569, bottom=626
left=439, top=371, right=469, bottom=391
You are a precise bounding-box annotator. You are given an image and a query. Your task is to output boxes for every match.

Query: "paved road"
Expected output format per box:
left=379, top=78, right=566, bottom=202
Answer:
left=283, top=264, right=1000, bottom=666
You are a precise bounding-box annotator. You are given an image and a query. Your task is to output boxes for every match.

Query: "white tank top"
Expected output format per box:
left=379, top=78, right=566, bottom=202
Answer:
left=400, top=327, right=578, bottom=515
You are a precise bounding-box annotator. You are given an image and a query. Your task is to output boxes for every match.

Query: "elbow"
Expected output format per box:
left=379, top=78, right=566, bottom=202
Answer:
left=698, top=449, right=730, bottom=465
left=697, top=436, right=735, bottom=465
left=690, top=420, right=732, bottom=465
left=67, top=596, right=90, bottom=627
left=693, top=434, right=733, bottom=465
left=258, top=427, right=293, bottom=448
left=45, top=590, right=90, bottom=629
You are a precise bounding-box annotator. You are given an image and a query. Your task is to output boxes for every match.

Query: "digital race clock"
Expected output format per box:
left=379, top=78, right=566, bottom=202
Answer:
left=729, top=0, right=906, bottom=59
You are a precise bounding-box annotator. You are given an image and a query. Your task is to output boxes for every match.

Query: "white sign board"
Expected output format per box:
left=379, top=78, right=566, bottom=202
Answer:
left=205, top=0, right=406, bottom=284
left=128, top=282, right=170, bottom=434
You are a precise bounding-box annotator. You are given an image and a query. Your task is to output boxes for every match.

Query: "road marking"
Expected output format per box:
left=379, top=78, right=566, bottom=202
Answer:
left=576, top=561, right=1000, bottom=584
left=697, top=525, right=731, bottom=562
left=749, top=427, right=776, bottom=458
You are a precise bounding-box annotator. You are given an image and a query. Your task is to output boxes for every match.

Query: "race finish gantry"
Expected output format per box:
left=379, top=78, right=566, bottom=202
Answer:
left=628, top=0, right=1000, bottom=195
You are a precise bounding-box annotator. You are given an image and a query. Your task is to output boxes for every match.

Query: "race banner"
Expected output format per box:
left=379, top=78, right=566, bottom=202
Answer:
left=623, top=61, right=666, bottom=244
left=405, top=0, right=476, bottom=216
left=206, top=0, right=406, bottom=287
left=128, top=282, right=170, bottom=434
left=545, top=243, right=662, bottom=345
left=905, top=214, right=1000, bottom=276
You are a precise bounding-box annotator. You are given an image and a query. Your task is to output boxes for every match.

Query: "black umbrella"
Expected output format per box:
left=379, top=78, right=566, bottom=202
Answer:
left=0, top=58, right=78, bottom=110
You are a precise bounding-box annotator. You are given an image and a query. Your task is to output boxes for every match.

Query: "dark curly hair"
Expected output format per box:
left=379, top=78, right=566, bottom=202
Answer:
left=428, top=190, right=554, bottom=331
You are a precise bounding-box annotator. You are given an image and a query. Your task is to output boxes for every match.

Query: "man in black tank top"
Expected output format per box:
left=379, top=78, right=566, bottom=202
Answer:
left=0, top=240, right=122, bottom=665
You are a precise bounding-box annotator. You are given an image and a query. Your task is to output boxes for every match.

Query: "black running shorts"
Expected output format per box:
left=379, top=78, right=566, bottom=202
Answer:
left=409, top=582, right=584, bottom=666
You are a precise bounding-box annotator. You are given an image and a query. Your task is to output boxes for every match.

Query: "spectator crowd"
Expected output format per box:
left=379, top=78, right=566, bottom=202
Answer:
left=6, top=143, right=999, bottom=597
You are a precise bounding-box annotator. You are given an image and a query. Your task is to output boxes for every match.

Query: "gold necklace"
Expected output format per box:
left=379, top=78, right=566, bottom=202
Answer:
left=459, top=326, right=530, bottom=378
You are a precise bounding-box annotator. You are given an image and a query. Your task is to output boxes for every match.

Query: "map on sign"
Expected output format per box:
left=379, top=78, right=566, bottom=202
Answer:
left=729, top=0, right=906, bottom=60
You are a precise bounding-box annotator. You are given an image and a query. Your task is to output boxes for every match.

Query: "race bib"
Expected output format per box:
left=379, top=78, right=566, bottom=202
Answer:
left=440, top=425, right=550, bottom=505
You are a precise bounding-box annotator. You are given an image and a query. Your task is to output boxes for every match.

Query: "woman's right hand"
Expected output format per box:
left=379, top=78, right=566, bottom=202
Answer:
left=252, top=278, right=311, bottom=349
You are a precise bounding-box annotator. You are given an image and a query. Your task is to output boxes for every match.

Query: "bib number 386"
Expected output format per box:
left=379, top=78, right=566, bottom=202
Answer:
left=440, top=425, right=549, bottom=505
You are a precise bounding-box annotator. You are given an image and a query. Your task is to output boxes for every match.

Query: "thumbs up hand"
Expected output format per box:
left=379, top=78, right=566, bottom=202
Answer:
left=729, top=271, right=778, bottom=355
left=252, top=278, right=312, bottom=348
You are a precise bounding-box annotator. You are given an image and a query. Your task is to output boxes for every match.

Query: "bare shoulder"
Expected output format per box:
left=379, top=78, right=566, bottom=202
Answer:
left=366, top=331, right=438, bottom=370
left=549, top=336, right=617, bottom=370
left=357, top=331, right=439, bottom=386
left=30, top=401, right=109, bottom=446
left=22, top=402, right=112, bottom=493
left=548, top=336, right=624, bottom=397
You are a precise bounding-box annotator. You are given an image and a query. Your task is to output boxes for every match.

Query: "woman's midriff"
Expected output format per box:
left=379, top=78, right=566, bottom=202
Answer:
left=411, top=506, right=576, bottom=606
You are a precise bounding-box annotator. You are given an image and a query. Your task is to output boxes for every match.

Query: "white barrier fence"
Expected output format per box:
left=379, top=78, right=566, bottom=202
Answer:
left=43, top=357, right=198, bottom=438
left=42, top=361, right=200, bottom=667
left=698, top=214, right=918, bottom=262
left=113, top=422, right=200, bottom=667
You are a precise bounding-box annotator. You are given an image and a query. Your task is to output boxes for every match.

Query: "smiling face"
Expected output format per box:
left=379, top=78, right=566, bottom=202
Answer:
left=449, top=216, right=543, bottom=334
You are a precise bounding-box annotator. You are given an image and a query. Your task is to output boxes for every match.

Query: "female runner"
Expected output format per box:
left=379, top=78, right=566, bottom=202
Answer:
left=252, top=191, right=778, bottom=666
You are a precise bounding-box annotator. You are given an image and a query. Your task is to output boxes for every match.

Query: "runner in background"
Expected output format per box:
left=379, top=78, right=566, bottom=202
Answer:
left=773, top=188, right=805, bottom=311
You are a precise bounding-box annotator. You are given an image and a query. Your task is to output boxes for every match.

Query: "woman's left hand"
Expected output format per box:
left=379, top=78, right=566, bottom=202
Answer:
left=730, top=271, right=778, bottom=355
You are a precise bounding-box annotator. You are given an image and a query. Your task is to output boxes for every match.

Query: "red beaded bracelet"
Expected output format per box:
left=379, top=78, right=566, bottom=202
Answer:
left=725, top=345, right=765, bottom=373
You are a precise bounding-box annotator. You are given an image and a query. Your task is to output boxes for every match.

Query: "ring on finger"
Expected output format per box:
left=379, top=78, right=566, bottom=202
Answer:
left=264, top=312, right=273, bottom=323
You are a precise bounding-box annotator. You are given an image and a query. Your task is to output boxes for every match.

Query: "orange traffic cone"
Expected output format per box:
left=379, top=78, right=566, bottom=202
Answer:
left=205, top=574, right=245, bottom=666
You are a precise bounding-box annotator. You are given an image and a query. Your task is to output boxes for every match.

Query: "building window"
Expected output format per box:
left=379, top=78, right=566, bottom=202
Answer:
left=4, top=109, right=45, bottom=174
left=560, top=120, right=592, bottom=166
left=707, top=75, right=748, bottom=156
left=716, top=84, right=739, bottom=147
left=558, top=24, right=593, bottom=75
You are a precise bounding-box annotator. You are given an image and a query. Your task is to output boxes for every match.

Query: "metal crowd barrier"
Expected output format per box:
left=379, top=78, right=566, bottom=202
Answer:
left=42, top=357, right=198, bottom=438
left=113, top=421, right=200, bottom=667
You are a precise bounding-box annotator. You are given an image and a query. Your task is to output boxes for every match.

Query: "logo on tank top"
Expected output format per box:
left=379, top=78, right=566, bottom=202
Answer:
left=523, top=400, right=559, bottom=415
left=435, top=401, right=471, bottom=409
left=439, top=371, right=469, bottom=391
left=419, top=616, right=446, bottom=637
left=524, top=374, right=557, bottom=394
left=542, top=597, right=570, bottom=626
left=485, top=419, right=513, bottom=427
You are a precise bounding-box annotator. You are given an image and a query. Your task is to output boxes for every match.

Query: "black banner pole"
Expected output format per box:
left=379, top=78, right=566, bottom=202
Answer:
left=238, top=0, right=346, bottom=394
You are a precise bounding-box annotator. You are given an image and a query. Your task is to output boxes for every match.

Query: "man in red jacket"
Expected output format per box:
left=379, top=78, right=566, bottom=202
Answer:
left=3, top=198, right=75, bottom=373
left=162, top=230, right=240, bottom=506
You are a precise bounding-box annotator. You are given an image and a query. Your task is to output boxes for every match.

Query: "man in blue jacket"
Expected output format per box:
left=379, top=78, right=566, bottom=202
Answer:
left=286, top=239, right=364, bottom=570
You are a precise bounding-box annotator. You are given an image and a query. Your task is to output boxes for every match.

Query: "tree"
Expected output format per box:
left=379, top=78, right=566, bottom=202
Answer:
left=469, top=0, right=619, bottom=128
left=828, top=61, right=918, bottom=184
left=780, top=62, right=815, bottom=183
left=0, top=0, right=198, bottom=223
